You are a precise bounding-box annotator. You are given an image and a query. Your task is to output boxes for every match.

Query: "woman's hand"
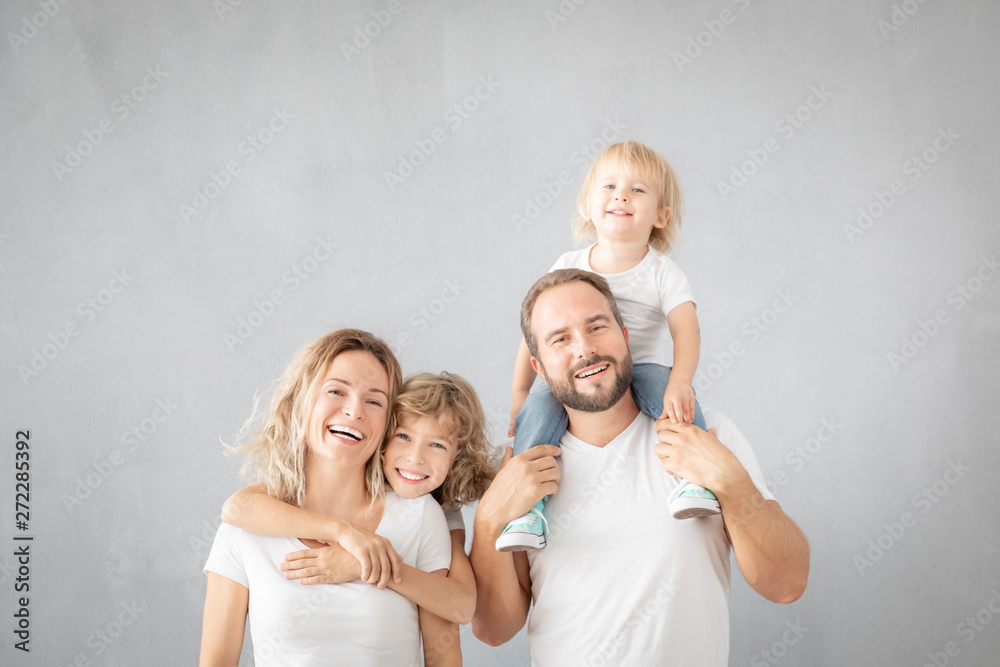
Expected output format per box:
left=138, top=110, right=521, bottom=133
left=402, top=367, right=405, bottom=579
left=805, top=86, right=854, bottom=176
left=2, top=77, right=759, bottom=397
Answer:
left=281, top=544, right=363, bottom=586
left=331, top=521, right=403, bottom=588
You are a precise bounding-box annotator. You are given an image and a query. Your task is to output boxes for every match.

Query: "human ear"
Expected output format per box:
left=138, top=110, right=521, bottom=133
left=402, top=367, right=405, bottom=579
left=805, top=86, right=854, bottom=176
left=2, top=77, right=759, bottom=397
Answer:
left=654, top=206, right=670, bottom=229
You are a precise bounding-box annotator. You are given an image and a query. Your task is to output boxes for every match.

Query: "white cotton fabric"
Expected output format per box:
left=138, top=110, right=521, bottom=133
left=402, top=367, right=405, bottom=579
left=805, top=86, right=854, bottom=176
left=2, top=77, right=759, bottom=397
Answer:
left=525, top=409, right=774, bottom=667
left=550, top=245, right=696, bottom=366
left=204, top=492, right=451, bottom=666
left=443, top=506, right=466, bottom=532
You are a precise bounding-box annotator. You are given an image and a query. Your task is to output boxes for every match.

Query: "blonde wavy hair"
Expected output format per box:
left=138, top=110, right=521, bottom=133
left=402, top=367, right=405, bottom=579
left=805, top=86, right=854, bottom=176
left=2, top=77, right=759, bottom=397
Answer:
left=573, top=140, right=684, bottom=255
left=390, top=372, right=495, bottom=509
left=233, top=329, right=403, bottom=509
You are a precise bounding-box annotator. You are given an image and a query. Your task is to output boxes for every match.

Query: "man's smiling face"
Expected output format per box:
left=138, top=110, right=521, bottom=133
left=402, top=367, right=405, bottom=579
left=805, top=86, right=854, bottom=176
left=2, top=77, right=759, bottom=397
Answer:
left=529, top=280, right=633, bottom=413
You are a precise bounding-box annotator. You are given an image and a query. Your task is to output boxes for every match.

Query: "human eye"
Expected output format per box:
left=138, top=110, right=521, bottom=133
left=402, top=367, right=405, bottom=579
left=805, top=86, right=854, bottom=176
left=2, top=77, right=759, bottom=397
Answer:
left=632, top=186, right=645, bottom=193
left=395, top=432, right=410, bottom=441
left=328, top=388, right=344, bottom=396
left=367, top=398, right=384, bottom=408
left=431, top=441, right=447, bottom=450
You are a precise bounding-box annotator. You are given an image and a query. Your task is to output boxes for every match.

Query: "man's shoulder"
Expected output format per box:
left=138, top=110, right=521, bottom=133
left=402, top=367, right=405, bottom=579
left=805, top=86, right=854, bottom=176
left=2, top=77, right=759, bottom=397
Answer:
left=701, top=408, right=744, bottom=445
left=701, top=407, right=731, bottom=428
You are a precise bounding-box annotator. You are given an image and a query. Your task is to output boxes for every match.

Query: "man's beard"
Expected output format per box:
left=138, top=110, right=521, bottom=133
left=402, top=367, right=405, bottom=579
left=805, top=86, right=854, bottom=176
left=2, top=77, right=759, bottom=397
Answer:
left=542, top=352, right=633, bottom=413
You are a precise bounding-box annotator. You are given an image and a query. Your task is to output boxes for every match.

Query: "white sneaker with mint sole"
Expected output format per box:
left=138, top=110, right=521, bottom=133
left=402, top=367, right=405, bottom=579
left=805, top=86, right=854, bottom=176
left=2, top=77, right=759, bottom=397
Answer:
left=495, top=501, right=548, bottom=552
left=670, top=481, right=721, bottom=520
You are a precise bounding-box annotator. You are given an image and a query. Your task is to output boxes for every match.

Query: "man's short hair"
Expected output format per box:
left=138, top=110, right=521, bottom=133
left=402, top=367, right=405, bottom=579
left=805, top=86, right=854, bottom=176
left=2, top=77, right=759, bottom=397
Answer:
left=520, top=269, right=626, bottom=358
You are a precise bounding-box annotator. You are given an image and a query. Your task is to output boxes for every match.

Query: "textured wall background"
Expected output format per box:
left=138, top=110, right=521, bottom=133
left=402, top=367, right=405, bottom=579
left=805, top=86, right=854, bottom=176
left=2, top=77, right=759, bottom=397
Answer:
left=2, top=1, right=998, bottom=665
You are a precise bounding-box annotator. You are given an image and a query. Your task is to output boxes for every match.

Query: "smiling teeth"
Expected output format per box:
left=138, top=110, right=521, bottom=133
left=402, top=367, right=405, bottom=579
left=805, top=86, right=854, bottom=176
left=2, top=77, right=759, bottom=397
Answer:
left=397, top=469, right=428, bottom=481
left=329, top=425, right=363, bottom=441
left=576, top=365, right=608, bottom=378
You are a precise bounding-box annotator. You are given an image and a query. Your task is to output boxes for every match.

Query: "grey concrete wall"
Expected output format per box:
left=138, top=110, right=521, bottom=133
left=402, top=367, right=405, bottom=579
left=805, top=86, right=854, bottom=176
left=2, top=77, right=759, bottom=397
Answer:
left=2, top=1, right=998, bottom=665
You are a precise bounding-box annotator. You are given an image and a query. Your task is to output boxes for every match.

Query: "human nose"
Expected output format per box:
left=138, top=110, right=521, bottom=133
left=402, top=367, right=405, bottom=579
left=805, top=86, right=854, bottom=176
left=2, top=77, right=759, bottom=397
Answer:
left=341, top=393, right=365, bottom=419
left=570, top=333, right=596, bottom=359
left=403, top=441, right=423, bottom=463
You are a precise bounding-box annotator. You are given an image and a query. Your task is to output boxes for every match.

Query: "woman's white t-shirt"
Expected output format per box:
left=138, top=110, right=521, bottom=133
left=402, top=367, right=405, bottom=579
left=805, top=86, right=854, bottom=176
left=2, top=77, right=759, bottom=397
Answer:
left=204, top=492, right=451, bottom=666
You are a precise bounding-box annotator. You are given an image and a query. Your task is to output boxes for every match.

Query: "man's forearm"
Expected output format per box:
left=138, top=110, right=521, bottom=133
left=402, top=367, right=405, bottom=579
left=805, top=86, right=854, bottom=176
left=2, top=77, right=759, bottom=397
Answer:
left=718, top=477, right=809, bottom=603
left=470, top=515, right=530, bottom=646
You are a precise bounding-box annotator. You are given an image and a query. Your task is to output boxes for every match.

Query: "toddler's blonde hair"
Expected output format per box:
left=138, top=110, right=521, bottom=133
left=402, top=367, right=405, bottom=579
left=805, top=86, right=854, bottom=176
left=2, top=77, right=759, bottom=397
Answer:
left=574, top=140, right=684, bottom=254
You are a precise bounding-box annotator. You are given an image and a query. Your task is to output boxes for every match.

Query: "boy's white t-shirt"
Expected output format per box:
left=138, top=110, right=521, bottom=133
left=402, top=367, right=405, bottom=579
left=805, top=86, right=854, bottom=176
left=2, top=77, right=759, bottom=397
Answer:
left=443, top=506, right=466, bottom=532
left=525, top=408, right=775, bottom=666
left=204, top=492, right=451, bottom=667
left=550, top=244, right=696, bottom=366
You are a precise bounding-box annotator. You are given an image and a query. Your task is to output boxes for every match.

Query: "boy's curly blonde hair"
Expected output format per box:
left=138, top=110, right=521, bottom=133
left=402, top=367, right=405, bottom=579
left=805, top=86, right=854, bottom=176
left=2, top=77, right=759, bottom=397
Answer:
left=573, top=140, right=684, bottom=255
left=233, top=329, right=403, bottom=509
left=390, top=372, right=495, bottom=509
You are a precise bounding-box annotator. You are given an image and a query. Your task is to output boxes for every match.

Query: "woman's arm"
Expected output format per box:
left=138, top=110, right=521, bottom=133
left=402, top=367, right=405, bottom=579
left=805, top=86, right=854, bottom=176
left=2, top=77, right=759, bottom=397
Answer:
left=199, top=573, right=248, bottom=667
left=283, top=529, right=476, bottom=624
left=221, top=483, right=402, bottom=586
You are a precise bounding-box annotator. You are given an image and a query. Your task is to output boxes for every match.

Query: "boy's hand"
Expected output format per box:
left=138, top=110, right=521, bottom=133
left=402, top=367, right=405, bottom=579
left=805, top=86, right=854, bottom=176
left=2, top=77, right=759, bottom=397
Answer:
left=661, top=381, right=696, bottom=424
left=281, top=544, right=362, bottom=586
left=332, top=521, right=403, bottom=588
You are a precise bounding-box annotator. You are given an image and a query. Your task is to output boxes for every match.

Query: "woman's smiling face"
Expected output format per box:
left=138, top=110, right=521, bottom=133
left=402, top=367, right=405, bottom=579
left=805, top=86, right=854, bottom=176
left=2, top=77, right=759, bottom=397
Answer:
left=306, top=350, right=390, bottom=470
left=382, top=412, right=458, bottom=499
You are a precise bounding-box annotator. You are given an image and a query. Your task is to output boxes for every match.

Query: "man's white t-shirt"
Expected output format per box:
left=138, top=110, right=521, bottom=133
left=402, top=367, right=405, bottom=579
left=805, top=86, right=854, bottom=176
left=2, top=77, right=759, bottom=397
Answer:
left=204, top=492, right=451, bottom=667
left=550, top=245, right=696, bottom=366
left=525, top=409, right=775, bottom=666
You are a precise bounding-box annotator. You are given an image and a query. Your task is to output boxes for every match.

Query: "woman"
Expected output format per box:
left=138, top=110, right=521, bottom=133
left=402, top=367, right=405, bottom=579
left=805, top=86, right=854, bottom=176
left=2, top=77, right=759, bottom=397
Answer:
left=199, top=329, right=453, bottom=666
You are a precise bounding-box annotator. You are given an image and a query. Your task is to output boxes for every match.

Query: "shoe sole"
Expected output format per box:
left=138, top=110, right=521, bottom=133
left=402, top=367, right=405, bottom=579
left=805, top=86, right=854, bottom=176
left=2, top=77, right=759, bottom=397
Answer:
left=671, top=497, right=721, bottom=520
left=495, top=534, right=546, bottom=553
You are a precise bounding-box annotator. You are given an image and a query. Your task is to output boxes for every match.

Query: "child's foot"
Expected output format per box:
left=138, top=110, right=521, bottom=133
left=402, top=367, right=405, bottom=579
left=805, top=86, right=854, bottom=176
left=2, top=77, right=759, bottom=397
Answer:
left=670, top=481, right=720, bottom=520
left=495, top=500, right=548, bottom=552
